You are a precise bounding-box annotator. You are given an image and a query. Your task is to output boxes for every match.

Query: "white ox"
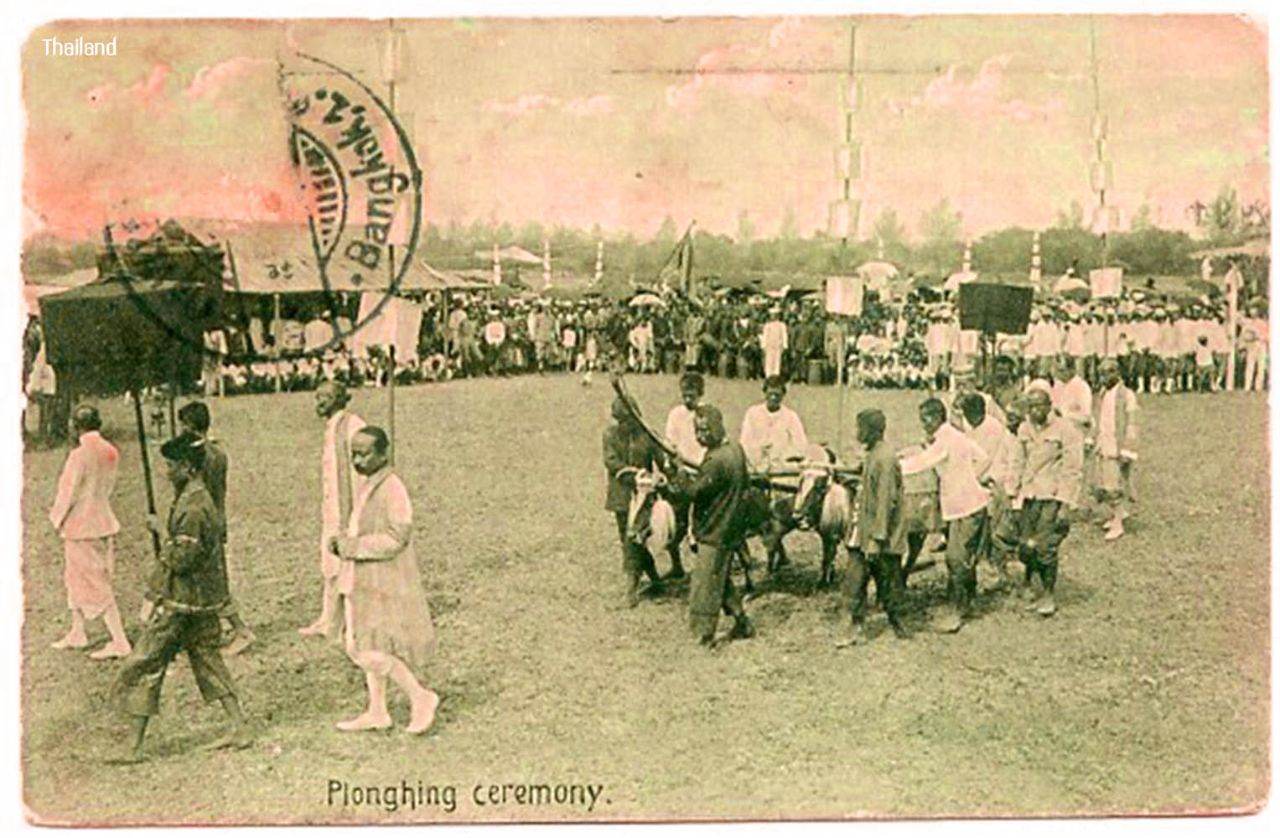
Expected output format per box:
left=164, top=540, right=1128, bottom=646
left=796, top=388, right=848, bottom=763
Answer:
left=785, top=443, right=856, bottom=586
left=621, top=467, right=679, bottom=571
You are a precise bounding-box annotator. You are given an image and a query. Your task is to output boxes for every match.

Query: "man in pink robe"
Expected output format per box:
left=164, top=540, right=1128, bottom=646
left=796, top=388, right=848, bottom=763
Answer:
left=330, top=426, right=439, bottom=734
left=48, top=405, right=132, bottom=660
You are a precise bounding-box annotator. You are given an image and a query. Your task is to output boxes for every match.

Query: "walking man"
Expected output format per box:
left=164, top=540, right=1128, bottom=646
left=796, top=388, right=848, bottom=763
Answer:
left=48, top=405, right=132, bottom=660
left=837, top=409, right=910, bottom=647
left=670, top=405, right=754, bottom=646
left=1000, top=388, right=1083, bottom=616
left=301, top=381, right=366, bottom=636
left=110, top=433, right=250, bottom=763
left=900, top=398, right=992, bottom=634
left=329, top=426, right=440, bottom=733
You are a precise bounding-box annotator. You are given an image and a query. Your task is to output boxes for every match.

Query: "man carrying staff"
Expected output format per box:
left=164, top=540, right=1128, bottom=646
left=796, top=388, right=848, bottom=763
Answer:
left=329, top=426, right=440, bottom=734
left=669, top=405, right=754, bottom=646
left=662, top=371, right=708, bottom=580
left=900, top=398, right=992, bottom=634
left=837, top=409, right=910, bottom=647
left=177, top=401, right=254, bottom=655
left=110, top=433, right=250, bottom=763
left=603, top=396, right=665, bottom=607
left=999, top=388, right=1083, bottom=617
left=301, top=381, right=366, bottom=637
left=48, top=405, right=132, bottom=660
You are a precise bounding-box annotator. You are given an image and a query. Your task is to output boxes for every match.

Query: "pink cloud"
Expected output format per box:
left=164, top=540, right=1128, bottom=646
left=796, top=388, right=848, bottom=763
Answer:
left=887, top=55, right=1066, bottom=124
left=666, top=17, right=818, bottom=112
left=185, top=56, right=275, bottom=103
left=482, top=92, right=614, bottom=117
left=85, top=63, right=172, bottom=110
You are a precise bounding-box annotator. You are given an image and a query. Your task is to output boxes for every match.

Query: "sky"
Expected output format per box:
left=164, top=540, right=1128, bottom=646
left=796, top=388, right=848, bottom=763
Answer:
left=21, top=15, right=1269, bottom=242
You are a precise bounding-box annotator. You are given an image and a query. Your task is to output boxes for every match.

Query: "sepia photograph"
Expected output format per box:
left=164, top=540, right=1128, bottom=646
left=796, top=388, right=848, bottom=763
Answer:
left=11, top=4, right=1273, bottom=827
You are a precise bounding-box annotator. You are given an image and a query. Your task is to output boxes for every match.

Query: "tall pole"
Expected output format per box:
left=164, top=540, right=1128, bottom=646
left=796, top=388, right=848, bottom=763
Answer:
left=1089, top=17, right=1114, bottom=268
left=386, top=17, right=400, bottom=462
left=130, top=388, right=161, bottom=559
left=833, top=20, right=859, bottom=454
left=594, top=240, right=604, bottom=284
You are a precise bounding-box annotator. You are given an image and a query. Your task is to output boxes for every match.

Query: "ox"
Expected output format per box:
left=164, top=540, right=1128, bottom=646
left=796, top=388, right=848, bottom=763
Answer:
left=620, top=467, right=680, bottom=575
left=763, top=443, right=855, bottom=587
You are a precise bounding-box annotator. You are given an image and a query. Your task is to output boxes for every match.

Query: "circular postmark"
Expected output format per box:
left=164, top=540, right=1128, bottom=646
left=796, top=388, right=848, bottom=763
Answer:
left=93, top=51, right=422, bottom=375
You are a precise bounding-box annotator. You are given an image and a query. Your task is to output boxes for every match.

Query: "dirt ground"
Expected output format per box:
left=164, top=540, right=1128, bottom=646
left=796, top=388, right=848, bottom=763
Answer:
left=19, top=374, right=1270, bottom=824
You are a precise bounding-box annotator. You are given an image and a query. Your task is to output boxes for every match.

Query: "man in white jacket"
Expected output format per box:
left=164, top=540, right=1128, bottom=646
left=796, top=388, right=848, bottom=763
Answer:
left=300, top=381, right=366, bottom=637
left=48, top=405, right=132, bottom=659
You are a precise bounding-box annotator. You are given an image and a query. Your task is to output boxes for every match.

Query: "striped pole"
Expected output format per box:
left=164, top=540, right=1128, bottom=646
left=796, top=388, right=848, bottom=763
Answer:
left=1030, top=230, right=1042, bottom=283
left=542, top=238, right=551, bottom=289
left=491, top=242, right=500, bottom=286
left=962, top=240, right=972, bottom=274
left=595, top=240, right=604, bottom=283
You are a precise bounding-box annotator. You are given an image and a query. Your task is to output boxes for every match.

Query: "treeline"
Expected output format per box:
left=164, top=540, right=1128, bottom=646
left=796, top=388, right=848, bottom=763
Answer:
left=23, top=188, right=1266, bottom=283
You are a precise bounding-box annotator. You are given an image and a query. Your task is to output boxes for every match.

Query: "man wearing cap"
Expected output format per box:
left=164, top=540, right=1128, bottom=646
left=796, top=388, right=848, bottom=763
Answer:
left=925, top=309, right=953, bottom=391
left=603, top=396, right=665, bottom=606
left=1026, top=308, right=1062, bottom=382
left=838, top=408, right=910, bottom=647
left=110, top=432, right=249, bottom=763
left=329, top=426, right=439, bottom=734
left=48, top=405, right=132, bottom=660
left=900, top=398, right=992, bottom=634
left=1000, top=388, right=1084, bottom=617
left=947, top=362, right=1004, bottom=432
left=1051, top=355, right=1092, bottom=438
left=760, top=307, right=789, bottom=380
left=669, top=404, right=754, bottom=645
left=301, top=381, right=366, bottom=636
left=177, top=401, right=255, bottom=656
left=1093, top=358, right=1139, bottom=541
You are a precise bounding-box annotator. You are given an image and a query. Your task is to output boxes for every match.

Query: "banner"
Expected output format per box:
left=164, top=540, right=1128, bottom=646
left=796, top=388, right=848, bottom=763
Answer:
left=352, top=293, right=424, bottom=362
left=1089, top=267, right=1124, bottom=299
left=824, top=275, right=864, bottom=317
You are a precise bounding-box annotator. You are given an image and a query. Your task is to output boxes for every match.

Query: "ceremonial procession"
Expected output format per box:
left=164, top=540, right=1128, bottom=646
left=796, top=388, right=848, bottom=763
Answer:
left=14, top=11, right=1273, bottom=828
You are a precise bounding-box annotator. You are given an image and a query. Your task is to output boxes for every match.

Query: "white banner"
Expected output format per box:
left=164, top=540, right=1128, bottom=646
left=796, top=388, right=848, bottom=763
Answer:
left=824, top=275, right=864, bottom=317
left=1089, top=267, right=1124, bottom=298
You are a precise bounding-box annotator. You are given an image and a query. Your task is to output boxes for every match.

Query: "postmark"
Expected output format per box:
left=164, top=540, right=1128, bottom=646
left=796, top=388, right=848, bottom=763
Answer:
left=91, top=51, right=423, bottom=370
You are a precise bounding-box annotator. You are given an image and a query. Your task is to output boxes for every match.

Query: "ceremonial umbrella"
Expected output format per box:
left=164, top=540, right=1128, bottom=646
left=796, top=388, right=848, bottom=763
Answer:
left=628, top=292, right=665, bottom=307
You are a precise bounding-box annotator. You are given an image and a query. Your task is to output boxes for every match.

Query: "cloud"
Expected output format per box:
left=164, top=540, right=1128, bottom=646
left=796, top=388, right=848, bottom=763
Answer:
left=85, top=63, right=172, bottom=110
left=665, top=17, right=819, bottom=111
left=887, top=55, right=1066, bottom=123
left=185, top=57, right=276, bottom=103
left=482, top=93, right=614, bottom=117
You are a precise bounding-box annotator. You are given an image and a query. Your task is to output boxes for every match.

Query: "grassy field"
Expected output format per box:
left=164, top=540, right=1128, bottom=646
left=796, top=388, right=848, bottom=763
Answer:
left=19, top=374, right=1271, bottom=824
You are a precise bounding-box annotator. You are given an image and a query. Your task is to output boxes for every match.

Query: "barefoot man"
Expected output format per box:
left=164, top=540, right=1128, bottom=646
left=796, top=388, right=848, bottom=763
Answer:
left=330, top=426, right=440, bottom=734
left=301, top=381, right=365, bottom=636
left=48, top=405, right=132, bottom=660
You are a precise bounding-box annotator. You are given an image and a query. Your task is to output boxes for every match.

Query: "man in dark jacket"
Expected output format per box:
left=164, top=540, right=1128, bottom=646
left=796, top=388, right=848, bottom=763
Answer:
left=670, top=404, right=754, bottom=645
left=109, top=433, right=250, bottom=763
left=602, top=397, right=665, bottom=607
left=838, top=409, right=911, bottom=647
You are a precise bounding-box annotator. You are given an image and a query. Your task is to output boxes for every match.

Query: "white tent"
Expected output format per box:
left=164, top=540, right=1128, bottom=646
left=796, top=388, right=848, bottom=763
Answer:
left=944, top=270, right=978, bottom=293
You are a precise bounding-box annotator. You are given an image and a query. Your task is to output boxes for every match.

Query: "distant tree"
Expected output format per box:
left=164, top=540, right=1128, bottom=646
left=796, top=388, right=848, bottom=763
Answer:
left=871, top=208, right=906, bottom=250
left=972, top=227, right=1035, bottom=276
left=1054, top=199, right=1085, bottom=230
left=917, top=199, right=963, bottom=245
left=777, top=207, right=799, bottom=241
left=1204, top=185, right=1242, bottom=243
left=655, top=215, right=679, bottom=247
left=1129, top=204, right=1154, bottom=231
